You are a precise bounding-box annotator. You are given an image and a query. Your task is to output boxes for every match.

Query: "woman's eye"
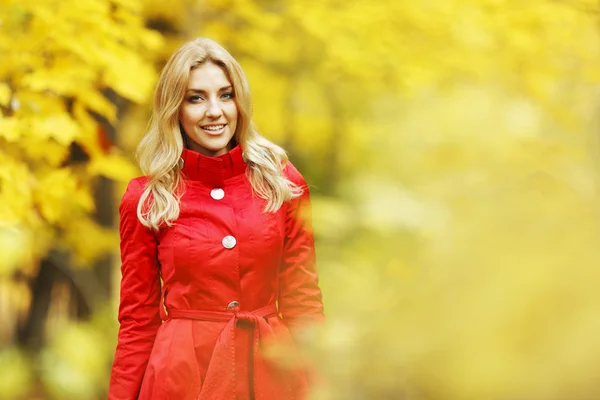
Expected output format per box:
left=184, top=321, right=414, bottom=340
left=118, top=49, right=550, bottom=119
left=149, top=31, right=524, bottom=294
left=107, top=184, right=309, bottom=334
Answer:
left=221, top=92, right=234, bottom=100
left=188, top=95, right=203, bottom=102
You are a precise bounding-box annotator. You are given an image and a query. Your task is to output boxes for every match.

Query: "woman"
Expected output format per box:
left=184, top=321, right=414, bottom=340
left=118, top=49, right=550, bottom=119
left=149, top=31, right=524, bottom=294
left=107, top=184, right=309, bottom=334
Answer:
left=108, top=38, right=324, bottom=400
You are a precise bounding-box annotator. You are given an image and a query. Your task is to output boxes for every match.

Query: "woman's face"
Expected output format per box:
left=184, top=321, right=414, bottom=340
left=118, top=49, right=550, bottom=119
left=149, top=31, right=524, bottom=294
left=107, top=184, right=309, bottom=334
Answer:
left=179, top=62, right=238, bottom=157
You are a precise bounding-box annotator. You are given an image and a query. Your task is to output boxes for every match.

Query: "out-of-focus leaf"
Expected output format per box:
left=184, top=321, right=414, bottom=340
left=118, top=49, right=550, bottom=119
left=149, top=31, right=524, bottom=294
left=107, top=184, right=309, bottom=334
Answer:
left=61, top=218, right=118, bottom=266
left=0, top=83, right=11, bottom=106
left=103, top=51, right=158, bottom=103
left=0, top=225, right=32, bottom=277
left=311, top=196, right=353, bottom=240
left=0, top=347, right=33, bottom=400
left=88, top=152, right=139, bottom=181
left=31, top=114, right=81, bottom=146
left=75, top=89, right=117, bottom=123
left=0, top=116, right=21, bottom=142
left=42, top=323, right=112, bottom=400
left=34, top=169, right=79, bottom=224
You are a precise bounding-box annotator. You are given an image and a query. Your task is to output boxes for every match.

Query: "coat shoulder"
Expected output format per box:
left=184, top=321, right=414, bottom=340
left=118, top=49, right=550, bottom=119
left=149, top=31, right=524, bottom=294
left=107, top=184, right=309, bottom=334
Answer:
left=121, top=176, right=149, bottom=208
left=283, top=161, right=307, bottom=188
left=126, top=176, right=150, bottom=192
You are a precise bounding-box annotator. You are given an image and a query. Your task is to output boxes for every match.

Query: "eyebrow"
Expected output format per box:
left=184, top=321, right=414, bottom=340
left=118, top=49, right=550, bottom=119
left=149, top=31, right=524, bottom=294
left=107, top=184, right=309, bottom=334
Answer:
left=186, top=85, right=232, bottom=94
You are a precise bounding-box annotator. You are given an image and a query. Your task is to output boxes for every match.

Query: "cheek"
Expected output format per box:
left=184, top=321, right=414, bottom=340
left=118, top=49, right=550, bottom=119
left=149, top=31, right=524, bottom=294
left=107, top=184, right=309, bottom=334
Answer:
left=181, top=106, right=202, bottom=125
left=226, top=104, right=239, bottom=126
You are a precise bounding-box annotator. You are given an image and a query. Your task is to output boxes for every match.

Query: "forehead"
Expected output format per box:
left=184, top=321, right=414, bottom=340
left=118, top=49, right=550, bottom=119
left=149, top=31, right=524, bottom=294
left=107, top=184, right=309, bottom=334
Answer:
left=187, top=63, right=232, bottom=89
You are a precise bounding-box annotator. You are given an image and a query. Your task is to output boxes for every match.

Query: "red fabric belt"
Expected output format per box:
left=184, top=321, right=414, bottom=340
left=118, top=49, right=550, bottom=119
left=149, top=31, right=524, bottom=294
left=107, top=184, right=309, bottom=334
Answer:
left=165, top=303, right=278, bottom=323
left=163, top=304, right=286, bottom=400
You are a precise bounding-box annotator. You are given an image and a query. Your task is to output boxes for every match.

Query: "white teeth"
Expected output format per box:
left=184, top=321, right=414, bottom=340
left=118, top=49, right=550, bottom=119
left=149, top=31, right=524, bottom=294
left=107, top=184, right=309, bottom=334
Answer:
left=203, top=125, right=225, bottom=131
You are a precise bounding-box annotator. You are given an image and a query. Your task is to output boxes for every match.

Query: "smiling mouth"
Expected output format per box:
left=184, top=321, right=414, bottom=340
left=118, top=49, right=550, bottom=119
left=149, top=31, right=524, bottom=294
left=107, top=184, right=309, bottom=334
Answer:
left=201, top=124, right=226, bottom=135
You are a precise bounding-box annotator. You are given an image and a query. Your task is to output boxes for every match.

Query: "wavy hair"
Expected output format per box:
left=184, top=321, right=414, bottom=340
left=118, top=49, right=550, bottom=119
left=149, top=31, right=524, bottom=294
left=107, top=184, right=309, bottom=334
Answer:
left=136, top=38, right=302, bottom=230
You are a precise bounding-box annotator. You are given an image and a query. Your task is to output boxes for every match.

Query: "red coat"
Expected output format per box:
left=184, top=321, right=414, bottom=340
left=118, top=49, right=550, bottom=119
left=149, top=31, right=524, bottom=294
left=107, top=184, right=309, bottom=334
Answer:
left=108, top=145, right=324, bottom=400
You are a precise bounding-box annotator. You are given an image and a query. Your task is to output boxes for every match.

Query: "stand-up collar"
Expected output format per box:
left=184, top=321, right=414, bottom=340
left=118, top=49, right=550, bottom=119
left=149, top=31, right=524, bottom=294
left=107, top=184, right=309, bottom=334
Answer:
left=180, top=145, right=247, bottom=186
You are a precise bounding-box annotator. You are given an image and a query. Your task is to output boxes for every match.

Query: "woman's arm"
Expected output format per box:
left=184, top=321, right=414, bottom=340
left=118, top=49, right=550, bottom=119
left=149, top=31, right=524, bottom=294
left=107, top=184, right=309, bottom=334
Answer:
left=278, top=163, right=325, bottom=340
left=108, top=178, right=162, bottom=400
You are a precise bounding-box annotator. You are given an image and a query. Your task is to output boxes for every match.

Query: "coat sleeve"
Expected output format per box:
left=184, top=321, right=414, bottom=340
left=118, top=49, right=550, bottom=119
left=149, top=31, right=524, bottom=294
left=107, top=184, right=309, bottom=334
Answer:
left=108, top=178, right=162, bottom=400
left=278, top=163, right=325, bottom=340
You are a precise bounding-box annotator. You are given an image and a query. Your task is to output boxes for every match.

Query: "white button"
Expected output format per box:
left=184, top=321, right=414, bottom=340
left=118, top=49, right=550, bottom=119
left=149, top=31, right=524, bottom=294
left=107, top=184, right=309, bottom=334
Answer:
left=222, top=235, right=236, bottom=249
left=210, top=188, right=225, bottom=200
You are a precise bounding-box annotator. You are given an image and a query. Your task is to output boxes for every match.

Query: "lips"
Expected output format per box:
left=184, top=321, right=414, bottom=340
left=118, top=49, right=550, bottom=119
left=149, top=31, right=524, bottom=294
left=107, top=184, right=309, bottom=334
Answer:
left=201, top=124, right=226, bottom=135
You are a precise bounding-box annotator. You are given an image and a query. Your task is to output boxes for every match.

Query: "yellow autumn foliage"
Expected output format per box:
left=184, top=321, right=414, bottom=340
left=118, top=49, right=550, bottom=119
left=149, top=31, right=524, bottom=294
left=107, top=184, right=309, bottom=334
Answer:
left=3, top=0, right=600, bottom=399
left=0, top=2, right=163, bottom=396
left=0, top=0, right=163, bottom=275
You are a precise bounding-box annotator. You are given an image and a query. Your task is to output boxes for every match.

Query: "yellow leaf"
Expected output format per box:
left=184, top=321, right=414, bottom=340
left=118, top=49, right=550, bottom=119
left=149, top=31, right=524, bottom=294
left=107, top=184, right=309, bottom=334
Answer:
left=72, top=185, right=95, bottom=212
left=61, top=218, right=117, bottom=265
left=72, top=101, right=98, bottom=136
left=0, top=157, right=34, bottom=224
left=20, top=65, right=95, bottom=96
left=42, top=323, right=110, bottom=398
left=34, top=169, right=78, bottom=224
left=75, top=89, right=117, bottom=123
left=0, top=347, right=33, bottom=398
left=0, top=225, right=32, bottom=277
left=0, top=83, right=11, bottom=107
left=31, top=114, right=80, bottom=146
left=72, top=101, right=104, bottom=158
left=88, top=153, right=139, bottom=182
left=0, top=116, right=21, bottom=142
left=20, top=135, right=70, bottom=166
left=103, top=52, right=157, bottom=103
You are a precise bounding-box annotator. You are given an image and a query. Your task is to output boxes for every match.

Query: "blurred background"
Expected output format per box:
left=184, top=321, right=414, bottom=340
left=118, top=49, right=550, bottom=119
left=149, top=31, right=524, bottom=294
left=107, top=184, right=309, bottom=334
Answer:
left=2, top=0, right=600, bottom=399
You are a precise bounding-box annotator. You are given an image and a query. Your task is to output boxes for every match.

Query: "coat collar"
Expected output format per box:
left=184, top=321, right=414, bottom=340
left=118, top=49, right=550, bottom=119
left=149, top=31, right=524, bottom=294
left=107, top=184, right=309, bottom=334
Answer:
left=180, top=145, right=247, bottom=186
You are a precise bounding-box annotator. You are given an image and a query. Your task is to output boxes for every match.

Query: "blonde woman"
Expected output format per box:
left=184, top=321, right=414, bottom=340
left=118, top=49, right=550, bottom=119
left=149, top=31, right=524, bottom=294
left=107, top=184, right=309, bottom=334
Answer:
left=108, top=38, right=324, bottom=400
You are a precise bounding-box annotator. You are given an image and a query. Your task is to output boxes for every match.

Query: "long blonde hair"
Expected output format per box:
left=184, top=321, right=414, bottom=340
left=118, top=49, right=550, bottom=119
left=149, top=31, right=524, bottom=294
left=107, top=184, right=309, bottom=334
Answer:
left=136, top=38, right=302, bottom=230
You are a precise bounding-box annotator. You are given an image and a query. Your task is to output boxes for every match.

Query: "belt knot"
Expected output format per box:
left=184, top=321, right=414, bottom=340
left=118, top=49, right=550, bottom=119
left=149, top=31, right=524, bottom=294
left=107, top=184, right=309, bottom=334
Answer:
left=234, top=310, right=258, bottom=326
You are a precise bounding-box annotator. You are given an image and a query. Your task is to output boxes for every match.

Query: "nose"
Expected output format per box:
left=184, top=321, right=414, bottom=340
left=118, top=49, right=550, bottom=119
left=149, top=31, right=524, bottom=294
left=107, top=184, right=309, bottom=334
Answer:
left=206, top=99, right=223, bottom=118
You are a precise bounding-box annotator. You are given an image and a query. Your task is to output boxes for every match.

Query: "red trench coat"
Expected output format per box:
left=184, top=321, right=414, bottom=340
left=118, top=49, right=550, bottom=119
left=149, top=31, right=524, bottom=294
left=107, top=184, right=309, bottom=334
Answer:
left=108, top=146, right=324, bottom=400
